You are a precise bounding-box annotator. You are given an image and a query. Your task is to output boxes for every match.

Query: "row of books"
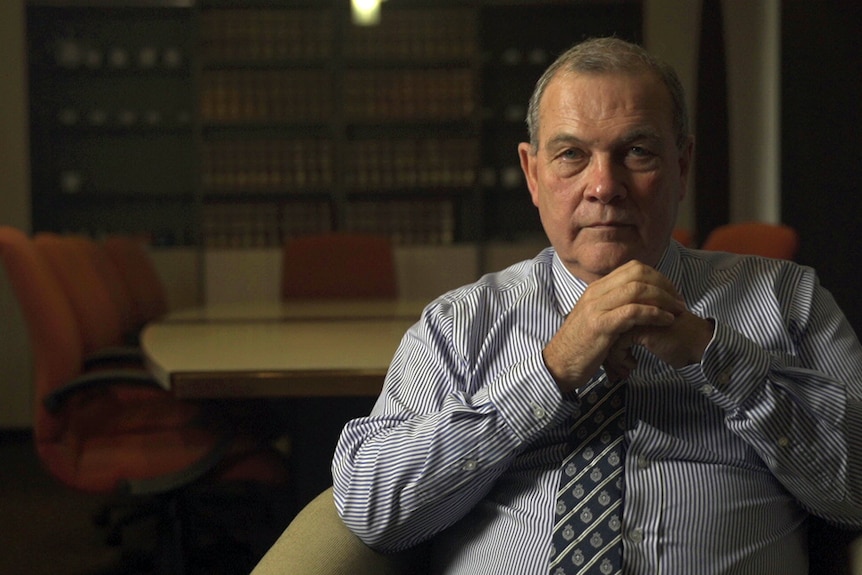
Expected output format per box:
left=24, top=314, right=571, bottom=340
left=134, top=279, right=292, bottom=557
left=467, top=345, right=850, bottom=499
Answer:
left=202, top=201, right=332, bottom=248
left=201, top=139, right=335, bottom=192
left=345, top=138, right=477, bottom=190
left=343, top=9, right=477, bottom=62
left=200, top=68, right=474, bottom=124
left=200, top=137, right=478, bottom=193
left=199, top=69, right=332, bottom=123
left=199, top=8, right=476, bottom=65
left=346, top=200, right=456, bottom=246
left=342, top=69, right=475, bottom=121
left=201, top=199, right=455, bottom=248
left=200, top=9, right=334, bottom=63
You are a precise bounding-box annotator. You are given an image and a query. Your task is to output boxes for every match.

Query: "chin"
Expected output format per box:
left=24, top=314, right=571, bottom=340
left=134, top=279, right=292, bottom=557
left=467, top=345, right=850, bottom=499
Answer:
left=562, top=258, right=628, bottom=283
left=556, top=236, right=643, bottom=274
left=592, top=244, right=639, bottom=266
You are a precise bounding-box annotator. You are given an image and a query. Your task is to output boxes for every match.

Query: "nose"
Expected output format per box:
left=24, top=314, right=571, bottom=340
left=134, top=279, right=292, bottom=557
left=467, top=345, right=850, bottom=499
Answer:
left=583, top=156, right=626, bottom=204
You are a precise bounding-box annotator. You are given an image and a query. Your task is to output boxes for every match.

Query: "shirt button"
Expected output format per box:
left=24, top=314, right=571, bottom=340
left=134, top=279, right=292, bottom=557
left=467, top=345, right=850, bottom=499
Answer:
left=637, top=455, right=650, bottom=469
left=630, top=528, right=644, bottom=544
left=702, top=384, right=715, bottom=395
left=462, top=459, right=478, bottom=471
left=777, top=436, right=790, bottom=448
left=530, top=402, right=547, bottom=420
left=717, top=370, right=731, bottom=386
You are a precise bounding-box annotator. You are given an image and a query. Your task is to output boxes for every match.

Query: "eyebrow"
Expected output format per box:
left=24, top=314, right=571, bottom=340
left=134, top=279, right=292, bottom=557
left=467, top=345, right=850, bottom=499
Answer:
left=618, top=127, right=664, bottom=146
left=544, top=127, right=665, bottom=151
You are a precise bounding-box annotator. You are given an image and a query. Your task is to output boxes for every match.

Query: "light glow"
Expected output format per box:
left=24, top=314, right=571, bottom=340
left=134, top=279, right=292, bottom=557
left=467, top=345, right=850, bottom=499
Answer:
left=351, top=0, right=382, bottom=26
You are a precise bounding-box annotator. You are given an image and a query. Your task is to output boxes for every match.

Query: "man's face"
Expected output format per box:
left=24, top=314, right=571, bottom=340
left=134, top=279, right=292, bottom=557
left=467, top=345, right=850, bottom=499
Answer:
left=519, top=71, right=692, bottom=284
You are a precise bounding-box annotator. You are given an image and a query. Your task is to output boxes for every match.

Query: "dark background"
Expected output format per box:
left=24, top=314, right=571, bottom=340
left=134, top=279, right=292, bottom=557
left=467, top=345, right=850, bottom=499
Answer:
left=781, top=1, right=862, bottom=333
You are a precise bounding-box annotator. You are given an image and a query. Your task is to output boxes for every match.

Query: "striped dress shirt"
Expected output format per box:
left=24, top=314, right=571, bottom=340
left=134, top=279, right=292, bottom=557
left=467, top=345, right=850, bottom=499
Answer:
left=332, top=242, right=862, bottom=574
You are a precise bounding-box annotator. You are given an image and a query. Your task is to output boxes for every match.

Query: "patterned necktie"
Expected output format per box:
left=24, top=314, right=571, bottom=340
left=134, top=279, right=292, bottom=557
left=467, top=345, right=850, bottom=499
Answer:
left=550, top=371, right=626, bottom=575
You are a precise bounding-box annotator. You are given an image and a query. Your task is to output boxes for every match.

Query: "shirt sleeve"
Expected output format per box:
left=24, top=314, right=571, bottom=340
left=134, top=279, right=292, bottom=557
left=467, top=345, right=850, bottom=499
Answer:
left=692, top=267, right=862, bottom=527
left=331, top=298, right=576, bottom=552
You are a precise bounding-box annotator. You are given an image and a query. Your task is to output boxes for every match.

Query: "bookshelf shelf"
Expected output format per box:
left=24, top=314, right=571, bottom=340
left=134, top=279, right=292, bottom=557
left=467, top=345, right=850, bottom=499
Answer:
left=27, top=0, right=642, bottom=249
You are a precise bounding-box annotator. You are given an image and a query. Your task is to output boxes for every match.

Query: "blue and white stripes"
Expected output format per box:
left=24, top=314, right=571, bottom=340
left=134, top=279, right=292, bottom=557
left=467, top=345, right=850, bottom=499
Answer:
left=332, top=242, right=862, bottom=574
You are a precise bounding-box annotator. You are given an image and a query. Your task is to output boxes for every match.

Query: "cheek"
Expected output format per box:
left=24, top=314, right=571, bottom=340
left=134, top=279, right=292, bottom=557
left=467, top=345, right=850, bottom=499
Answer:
left=631, top=173, right=673, bottom=208
left=539, top=188, right=579, bottom=223
left=540, top=173, right=580, bottom=205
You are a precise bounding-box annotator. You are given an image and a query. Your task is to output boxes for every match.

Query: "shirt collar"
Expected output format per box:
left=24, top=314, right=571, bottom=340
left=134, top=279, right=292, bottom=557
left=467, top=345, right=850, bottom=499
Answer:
left=550, top=252, right=587, bottom=317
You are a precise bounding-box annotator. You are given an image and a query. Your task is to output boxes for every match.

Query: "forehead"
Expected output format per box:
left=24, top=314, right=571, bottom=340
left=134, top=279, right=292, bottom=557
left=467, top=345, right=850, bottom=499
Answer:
left=539, top=71, right=675, bottom=143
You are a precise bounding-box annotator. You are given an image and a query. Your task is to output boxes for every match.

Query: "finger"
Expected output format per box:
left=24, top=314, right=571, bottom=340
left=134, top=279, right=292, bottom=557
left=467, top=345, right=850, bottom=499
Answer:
left=586, top=266, right=686, bottom=317
left=604, top=362, right=629, bottom=384
left=607, top=301, right=679, bottom=337
left=605, top=335, right=639, bottom=381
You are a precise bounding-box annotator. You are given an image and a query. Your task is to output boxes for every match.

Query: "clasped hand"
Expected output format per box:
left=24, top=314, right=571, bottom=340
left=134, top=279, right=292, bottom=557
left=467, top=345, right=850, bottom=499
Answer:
left=543, top=260, right=714, bottom=393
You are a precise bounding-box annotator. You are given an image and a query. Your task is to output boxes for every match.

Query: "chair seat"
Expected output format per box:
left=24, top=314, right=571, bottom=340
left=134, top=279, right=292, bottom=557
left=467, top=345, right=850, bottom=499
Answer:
left=44, top=426, right=221, bottom=494
left=59, top=388, right=205, bottom=436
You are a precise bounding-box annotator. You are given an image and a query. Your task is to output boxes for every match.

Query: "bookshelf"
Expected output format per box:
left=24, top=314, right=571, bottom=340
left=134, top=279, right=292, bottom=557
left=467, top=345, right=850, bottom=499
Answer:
left=198, top=2, right=480, bottom=248
left=26, top=1, right=642, bottom=250
left=27, top=2, right=197, bottom=246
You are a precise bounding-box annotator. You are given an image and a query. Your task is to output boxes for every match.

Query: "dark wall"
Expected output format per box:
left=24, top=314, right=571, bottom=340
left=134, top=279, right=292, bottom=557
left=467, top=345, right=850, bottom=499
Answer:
left=781, top=1, right=862, bottom=333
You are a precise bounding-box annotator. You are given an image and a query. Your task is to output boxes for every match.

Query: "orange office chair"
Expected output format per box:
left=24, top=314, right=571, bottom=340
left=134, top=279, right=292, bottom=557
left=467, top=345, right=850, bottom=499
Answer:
left=700, top=221, right=800, bottom=260
left=102, top=234, right=171, bottom=331
left=34, top=233, right=141, bottom=366
left=87, top=236, right=141, bottom=343
left=672, top=228, right=695, bottom=248
left=280, top=232, right=398, bottom=300
left=1, top=226, right=291, bottom=573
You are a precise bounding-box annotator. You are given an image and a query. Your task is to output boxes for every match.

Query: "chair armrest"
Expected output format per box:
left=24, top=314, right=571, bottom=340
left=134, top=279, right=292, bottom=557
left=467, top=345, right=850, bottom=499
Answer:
left=251, top=487, right=427, bottom=575
left=42, top=369, right=164, bottom=413
left=123, top=433, right=235, bottom=497
left=82, top=345, right=145, bottom=371
left=849, top=534, right=862, bottom=575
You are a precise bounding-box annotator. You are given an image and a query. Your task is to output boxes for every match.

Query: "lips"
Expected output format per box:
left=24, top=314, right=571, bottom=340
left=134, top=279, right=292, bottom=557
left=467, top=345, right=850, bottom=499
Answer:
left=584, top=222, right=632, bottom=229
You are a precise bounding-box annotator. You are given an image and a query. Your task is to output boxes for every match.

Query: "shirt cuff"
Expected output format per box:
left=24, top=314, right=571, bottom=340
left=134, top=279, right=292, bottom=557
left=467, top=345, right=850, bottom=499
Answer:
left=691, top=319, right=772, bottom=411
left=486, top=351, right=578, bottom=443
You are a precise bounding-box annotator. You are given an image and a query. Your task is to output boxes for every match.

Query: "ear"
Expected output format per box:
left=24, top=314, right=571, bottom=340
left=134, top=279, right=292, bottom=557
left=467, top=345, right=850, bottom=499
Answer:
left=676, top=136, right=694, bottom=201
left=518, top=142, right=540, bottom=207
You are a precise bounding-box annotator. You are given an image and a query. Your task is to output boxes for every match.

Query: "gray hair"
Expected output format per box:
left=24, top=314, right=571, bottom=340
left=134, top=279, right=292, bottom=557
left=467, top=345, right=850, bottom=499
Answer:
left=525, top=37, right=690, bottom=152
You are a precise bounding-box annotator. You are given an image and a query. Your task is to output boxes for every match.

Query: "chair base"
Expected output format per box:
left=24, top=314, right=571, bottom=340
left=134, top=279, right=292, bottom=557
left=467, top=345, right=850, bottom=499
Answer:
left=95, top=481, right=296, bottom=575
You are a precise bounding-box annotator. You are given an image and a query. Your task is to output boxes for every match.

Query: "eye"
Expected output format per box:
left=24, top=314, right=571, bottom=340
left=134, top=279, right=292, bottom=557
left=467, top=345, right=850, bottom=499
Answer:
left=623, top=145, right=660, bottom=170
left=628, top=146, right=652, bottom=158
left=559, top=148, right=586, bottom=162
left=550, top=147, right=588, bottom=177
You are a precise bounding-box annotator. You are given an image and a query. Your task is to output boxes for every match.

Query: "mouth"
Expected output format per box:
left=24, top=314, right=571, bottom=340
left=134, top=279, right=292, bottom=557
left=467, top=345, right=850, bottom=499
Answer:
left=584, top=222, right=633, bottom=230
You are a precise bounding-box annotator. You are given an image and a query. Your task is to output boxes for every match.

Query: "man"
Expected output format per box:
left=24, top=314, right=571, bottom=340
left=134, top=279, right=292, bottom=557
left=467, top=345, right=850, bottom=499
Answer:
left=332, top=37, right=862, bottom=574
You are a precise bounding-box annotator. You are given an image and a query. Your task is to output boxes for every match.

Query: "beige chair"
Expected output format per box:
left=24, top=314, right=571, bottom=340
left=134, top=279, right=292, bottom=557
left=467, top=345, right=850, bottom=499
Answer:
left=250, top=487, right=425, bottom=575
left=252, top=487, right=862, bottom=575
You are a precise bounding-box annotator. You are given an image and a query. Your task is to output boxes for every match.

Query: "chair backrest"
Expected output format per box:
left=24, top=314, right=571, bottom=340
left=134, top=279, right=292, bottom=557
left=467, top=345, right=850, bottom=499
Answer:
left=671, top=228, right=694, bottom=248
left=81, top=235, right=139, bottom=340
left=34, top=232, right=127, bottom=354
left=0, top=227, right=84, bottom=447
left=701, top=222, right=799, bottom=260
left=281, top=233, right=398, bottom=300
left=102, top=235, right=170, bottom=328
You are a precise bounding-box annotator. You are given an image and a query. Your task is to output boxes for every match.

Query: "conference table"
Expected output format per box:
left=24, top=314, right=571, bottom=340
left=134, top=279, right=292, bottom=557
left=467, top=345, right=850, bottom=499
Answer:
left=140, top=299, right=426, bottom=399
left=140, top=298, right=427, bottom=505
